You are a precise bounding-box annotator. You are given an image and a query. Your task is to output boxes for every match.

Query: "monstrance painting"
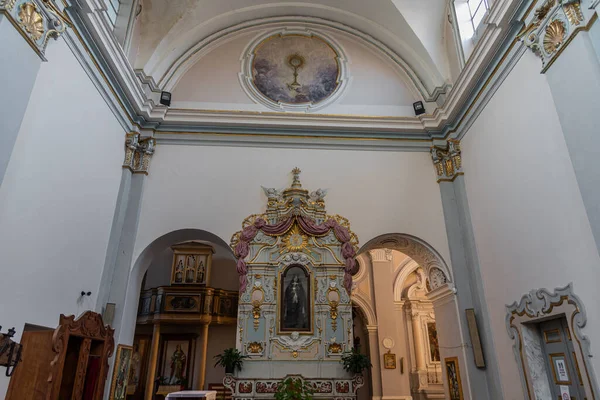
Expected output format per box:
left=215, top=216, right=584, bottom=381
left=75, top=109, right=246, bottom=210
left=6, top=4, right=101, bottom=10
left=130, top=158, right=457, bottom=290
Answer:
left=252, top=35, right=339, bottom=105
left=280, top=265, right=311, bottom=332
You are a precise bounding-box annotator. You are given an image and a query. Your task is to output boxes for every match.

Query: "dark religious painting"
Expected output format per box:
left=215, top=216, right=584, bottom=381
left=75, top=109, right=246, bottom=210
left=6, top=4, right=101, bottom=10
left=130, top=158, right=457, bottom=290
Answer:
left=427, top=322, right=441, bottom=362
left=280, top=265, right=311, bottom=332
left=445, top=357, right=464, bottom=400
left=252, top=35, right=339, bottom=105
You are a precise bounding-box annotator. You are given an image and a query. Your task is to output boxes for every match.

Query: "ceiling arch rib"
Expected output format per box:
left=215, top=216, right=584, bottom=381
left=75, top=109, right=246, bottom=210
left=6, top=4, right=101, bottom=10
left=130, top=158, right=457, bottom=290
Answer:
left=136, top=0, right=449, bottom=99
left=162, top=19, right=426, bottom=104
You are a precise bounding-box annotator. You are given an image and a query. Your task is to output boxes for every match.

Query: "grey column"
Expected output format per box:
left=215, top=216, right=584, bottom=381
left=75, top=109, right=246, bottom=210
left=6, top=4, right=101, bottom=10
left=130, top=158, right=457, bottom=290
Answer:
left=438, top=175, right=503, bottom=400
left=545, top=30, right=600, bottom=255
left=0, top=15, right=42, bottom=186
left=95, top=134, right=155, bottom=342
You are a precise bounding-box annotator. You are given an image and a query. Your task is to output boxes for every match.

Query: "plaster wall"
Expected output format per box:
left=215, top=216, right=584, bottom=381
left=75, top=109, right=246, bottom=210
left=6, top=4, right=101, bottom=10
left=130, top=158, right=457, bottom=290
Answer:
left=461, top=51, right=600, bottom=399
left=205, top=324, right=237, bottom=388
left=171, top=33, right=418, bottom=116
left=0, top=38, right=125, bottom=397
left=133, top=146, right=451, bottom=274
left=0, top=16, right=41, bottom=186
left=371, top=252, right=411, bottom=396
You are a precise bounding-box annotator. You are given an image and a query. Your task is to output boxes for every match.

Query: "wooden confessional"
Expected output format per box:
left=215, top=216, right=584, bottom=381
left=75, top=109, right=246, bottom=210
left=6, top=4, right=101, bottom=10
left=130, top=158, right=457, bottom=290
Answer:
left=6, top=311, right=114, bottom=400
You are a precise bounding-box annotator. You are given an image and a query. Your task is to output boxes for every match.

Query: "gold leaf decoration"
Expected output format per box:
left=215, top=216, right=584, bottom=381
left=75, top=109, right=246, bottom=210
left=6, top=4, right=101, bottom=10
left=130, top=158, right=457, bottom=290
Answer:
left=564, top=3, right=584, bottom=26
left=535, top=0, right=556, bottom=21
left=18, top=2, right=44, bottom=41
left=543, top=20, right=566, bottom=54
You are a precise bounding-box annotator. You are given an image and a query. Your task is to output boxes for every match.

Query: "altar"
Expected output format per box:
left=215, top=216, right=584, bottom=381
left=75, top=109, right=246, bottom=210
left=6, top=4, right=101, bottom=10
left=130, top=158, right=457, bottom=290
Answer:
left=225, top=169, right=362, bottom=400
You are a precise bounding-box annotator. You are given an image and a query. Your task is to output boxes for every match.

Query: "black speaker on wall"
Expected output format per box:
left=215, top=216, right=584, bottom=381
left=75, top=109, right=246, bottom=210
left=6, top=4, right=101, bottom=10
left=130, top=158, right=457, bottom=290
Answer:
left=413, top=101, right=425, bottom=116
left=160, top=91, right=172, bottom=107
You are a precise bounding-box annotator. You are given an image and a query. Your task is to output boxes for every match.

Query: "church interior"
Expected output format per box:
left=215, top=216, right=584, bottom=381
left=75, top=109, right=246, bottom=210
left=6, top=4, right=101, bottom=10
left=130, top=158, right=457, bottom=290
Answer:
left=1, top=0, right=600, bottom=400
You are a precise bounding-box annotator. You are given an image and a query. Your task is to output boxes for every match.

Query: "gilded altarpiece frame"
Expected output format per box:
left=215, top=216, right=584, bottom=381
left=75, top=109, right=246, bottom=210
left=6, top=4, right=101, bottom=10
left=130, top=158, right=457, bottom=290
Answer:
left=226, top=169, right=363, bottom=400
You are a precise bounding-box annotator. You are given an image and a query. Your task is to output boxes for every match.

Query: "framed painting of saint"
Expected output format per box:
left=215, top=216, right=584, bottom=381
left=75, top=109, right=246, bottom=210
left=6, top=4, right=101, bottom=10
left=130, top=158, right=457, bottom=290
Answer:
left=279, top=265, right=312, bottom=333
left=109, top=344, right=133, bottom=400
left=157, top=334, right=196, bottom=391
left=427, top=322, right=441, bottom=362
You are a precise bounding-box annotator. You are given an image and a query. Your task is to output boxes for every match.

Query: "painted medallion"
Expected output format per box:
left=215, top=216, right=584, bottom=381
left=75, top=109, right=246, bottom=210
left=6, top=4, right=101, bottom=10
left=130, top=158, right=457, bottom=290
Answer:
left=252, top=35, right=340, bottom=105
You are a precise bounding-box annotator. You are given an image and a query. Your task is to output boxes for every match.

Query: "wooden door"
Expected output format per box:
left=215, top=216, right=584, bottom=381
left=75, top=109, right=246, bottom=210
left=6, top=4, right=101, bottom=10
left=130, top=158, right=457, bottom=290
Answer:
left=539, top=318, right=586, bottom=399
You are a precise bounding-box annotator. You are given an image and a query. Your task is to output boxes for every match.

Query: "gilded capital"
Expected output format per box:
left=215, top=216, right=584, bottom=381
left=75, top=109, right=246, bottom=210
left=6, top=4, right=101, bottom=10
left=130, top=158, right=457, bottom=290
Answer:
left=518, top=0, right=588, bottom=73
left=0, top=0, right=70, bottom=60
left=430, top=139, right=463, bottom=182
left=123, top=133, right=156, bottom=174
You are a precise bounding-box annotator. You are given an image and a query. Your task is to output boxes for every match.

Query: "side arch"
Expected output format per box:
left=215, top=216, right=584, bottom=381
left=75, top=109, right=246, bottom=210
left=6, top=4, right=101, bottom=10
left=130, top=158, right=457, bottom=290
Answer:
left=359, top=233, right=452, bottom=291
left=118, top=228, right=234, bottom=344
left=392, top=259, right=420, bottom=302
left=351, top=292, right=377, bottom=326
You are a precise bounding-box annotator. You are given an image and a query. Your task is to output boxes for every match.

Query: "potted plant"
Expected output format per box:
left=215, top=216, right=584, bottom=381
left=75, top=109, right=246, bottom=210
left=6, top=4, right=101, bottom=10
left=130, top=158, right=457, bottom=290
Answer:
left=341, top=349, right=372, bottom=375
left=214, top=348, right=249, bottom=374
left=274, top=377, right=314, bottom=400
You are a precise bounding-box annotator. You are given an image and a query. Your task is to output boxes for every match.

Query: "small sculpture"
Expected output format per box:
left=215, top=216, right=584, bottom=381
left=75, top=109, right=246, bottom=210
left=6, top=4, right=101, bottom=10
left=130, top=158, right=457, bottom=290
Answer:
left=309, top=188, right=328, bottom=202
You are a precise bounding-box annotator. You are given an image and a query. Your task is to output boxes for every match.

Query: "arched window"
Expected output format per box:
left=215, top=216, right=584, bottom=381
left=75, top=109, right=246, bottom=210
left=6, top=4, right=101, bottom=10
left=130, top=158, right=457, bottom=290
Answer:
left=453, top=0, right=492, bottom=58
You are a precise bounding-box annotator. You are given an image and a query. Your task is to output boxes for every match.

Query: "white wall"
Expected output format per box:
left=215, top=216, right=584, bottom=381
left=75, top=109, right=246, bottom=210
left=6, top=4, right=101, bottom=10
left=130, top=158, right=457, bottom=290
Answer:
left=461, top=51, right=600, bottom=399
left=0, top=38, right=125, bottom=396
left=133, top=145, right=452, bottom=272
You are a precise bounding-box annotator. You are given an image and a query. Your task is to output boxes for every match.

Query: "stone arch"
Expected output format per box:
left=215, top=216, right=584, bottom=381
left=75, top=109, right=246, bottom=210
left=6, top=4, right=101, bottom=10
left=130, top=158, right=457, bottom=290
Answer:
left=351, top=292, right=377, bottom=326
left=392, top=259, right=420, bottom=302
left=117, top=228, right=234, bottom=344
left=359, top=233, right=452, bottom=292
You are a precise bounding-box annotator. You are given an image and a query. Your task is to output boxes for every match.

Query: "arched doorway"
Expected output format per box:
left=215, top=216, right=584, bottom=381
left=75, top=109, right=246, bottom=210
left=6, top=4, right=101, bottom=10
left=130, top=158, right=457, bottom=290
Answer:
left=352, top=233, right=464, bottom=400
left=120, top=229, right=238, bottom=399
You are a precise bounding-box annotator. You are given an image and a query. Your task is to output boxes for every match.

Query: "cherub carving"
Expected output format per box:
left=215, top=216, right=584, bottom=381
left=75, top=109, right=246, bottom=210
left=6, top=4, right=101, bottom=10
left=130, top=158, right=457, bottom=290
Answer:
left=309, top=188, right=328, bottom=203
left=261, top=186, right=283, bottom=202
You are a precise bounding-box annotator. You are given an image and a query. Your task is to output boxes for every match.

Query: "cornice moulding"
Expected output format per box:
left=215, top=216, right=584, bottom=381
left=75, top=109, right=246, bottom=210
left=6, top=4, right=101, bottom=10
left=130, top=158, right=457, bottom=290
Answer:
left=60, top=0, right=531, bottom=147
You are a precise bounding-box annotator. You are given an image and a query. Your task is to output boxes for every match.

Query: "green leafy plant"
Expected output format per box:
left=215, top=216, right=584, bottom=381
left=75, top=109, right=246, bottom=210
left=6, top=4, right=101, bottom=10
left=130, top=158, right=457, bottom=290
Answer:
left=341, top=349, right=372, bottom=375
left=213, top=348, right=249, bottom=374
left=274, top=377, right=314, bottom=400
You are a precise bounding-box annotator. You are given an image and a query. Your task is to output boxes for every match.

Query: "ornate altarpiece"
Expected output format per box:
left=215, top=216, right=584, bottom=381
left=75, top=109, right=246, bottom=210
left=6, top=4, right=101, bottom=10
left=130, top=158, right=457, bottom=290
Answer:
left=225, top=169, right=363, bottom=400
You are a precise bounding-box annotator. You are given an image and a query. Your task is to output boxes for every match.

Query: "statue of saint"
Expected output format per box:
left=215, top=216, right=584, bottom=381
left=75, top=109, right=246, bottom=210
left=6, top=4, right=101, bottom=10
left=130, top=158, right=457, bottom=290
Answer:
left=196, top=260, right=205, bottom=283
left=175, top=260, right=184, bottom=283
left=169, top=345, right=187, bottom=385
left=283, top=275, right=308, bottom=329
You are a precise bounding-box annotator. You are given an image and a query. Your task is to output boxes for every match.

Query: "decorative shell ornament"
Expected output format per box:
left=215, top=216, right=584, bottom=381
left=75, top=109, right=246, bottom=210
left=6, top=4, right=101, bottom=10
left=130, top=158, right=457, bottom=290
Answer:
left=543, top=20, right=566, bottom=54
left=18, top=3, right=44, bottom=41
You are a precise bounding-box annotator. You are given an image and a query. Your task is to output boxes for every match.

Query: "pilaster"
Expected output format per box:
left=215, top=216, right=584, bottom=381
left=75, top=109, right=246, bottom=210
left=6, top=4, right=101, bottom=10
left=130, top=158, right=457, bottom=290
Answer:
left=520, top=0, right=600, bottom=255
left=96, top=132, right=156, bottom=345
left=0, top=0, right=69, bottom=187
left=430, top=140, right=503, bottom=400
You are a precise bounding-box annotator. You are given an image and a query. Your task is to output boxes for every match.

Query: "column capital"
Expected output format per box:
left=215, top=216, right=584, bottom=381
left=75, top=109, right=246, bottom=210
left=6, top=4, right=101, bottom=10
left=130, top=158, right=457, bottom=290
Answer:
left=123, top=132, right=156, bottom=175
left=517, top=0, right=593, bottom=73
left=365, top=325, right=378, bottom=334
left=0, top=0, right=70, bottom=60
left=430, top=139, right=463, bottom=183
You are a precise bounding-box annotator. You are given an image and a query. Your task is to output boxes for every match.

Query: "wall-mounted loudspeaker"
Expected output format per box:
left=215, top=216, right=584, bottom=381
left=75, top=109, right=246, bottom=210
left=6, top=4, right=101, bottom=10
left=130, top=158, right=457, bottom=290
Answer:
left=160, top=91, right=172, bottom=107
left=413, top=101, right=425, bottom=116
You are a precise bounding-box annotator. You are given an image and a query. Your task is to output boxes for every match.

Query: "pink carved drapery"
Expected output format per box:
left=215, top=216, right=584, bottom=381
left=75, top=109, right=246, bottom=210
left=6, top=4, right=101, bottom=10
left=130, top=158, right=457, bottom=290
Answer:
left=234, top=216, right=356, bottom=293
